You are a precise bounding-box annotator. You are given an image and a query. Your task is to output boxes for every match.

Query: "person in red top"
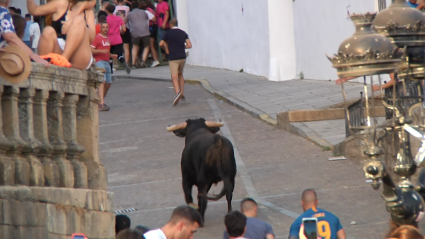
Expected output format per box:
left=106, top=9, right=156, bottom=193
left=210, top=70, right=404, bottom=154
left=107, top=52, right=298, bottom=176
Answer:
left=91, top=22, right=117, bottom=111
left=146, top=0, right=159, bottom=67
left=156, top=0, right=169, bottom=41
left=95, top=15, right=106, bottom=35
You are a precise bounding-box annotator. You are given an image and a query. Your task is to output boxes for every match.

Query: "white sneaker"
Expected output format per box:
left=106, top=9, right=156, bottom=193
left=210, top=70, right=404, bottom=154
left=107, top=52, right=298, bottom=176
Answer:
left=151, top=61, right=160, bottom=68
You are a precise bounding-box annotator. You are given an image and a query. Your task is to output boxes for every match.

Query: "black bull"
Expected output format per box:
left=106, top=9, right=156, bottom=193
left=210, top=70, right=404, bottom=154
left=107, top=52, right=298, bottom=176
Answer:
left=167, top=118, right=237, bottom=224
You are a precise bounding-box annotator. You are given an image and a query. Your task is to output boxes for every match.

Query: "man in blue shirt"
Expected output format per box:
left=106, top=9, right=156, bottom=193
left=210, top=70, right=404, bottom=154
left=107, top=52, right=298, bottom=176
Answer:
left=22, top=14, right=32, bottom=48
left=407, top=0, right=425, bottom=9
left=288, top=189, right=346, bottom=239
left=224, top=198, right=275, bottom=239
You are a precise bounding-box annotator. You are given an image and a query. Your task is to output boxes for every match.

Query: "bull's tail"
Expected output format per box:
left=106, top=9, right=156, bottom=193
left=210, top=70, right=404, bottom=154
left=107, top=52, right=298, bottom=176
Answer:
left=199, top=135, right=233, bottom=201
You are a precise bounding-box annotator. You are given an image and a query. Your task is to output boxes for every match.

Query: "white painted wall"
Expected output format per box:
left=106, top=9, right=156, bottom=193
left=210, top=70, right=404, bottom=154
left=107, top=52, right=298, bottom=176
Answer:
left=292, top=0, right=378, bottom=81
left=268, top=0, right=296, bottom=81
left=8, top=0, right=40, bottom=16
left=185, top=0, right=271, bottom=78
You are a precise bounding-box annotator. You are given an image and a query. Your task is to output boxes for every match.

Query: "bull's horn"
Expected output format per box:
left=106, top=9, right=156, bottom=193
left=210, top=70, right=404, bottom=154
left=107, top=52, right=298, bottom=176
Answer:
left=166, top=122, right=187, bottom=131
left=205, top=121, right=224, bottom=127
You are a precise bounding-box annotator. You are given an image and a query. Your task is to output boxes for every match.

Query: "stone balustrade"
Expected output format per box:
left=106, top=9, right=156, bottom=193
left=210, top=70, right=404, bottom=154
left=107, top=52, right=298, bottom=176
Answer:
left=0, top=63, right=114, bottom=239
left=0, top=63, right=107, bottom=190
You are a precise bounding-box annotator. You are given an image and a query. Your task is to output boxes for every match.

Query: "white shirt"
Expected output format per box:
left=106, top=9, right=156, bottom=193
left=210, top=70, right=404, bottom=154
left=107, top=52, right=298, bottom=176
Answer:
left=29, top=22, right=40, bottom=49
left=144, top=229, right=167, bottom=239
left=145, top=10, right=154, bottom=26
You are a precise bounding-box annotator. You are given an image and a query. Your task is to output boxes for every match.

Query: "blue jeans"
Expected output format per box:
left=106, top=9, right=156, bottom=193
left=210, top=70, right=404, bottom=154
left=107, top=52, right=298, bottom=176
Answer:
left=24, top=41, right=31, bottom=48
left=96, top=60, right=112, bottom=83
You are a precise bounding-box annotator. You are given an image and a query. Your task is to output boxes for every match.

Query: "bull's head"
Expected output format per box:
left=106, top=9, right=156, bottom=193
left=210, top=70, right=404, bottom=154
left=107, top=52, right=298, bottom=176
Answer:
left=166, top=118, right=224, bottom=137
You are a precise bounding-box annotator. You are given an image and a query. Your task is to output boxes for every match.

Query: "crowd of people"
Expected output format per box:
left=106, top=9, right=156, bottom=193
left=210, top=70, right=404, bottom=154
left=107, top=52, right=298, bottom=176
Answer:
left=110, top=189, right=425, bottom=239
left=2, top=0, right=191, bottom=110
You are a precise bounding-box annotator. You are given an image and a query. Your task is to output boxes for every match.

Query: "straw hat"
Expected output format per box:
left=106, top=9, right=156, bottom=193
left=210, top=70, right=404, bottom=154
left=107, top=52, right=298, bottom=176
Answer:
left=0, top=44, right=31, bottom=84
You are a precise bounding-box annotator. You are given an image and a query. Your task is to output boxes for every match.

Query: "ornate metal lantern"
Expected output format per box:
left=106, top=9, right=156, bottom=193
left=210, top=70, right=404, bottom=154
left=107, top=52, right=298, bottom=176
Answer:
left=328, top=8, right=425, bottom=227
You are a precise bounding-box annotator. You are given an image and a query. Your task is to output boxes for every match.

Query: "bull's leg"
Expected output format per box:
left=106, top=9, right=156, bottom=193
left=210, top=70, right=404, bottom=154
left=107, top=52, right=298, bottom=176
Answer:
left=182, top=177, right=196, bottom=208
left=226, top=178, right=235, bottom=213
left=197, top=182, right=213, bottom=226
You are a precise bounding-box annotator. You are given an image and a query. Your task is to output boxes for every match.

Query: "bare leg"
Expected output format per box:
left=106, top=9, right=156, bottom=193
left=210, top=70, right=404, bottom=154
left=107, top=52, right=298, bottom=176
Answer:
left=62, top=16, right=92, bottom=69
left=178, top=73, right=185, bottom=96
left=104, top=83, right=111, bottom=98
left=142, top=46, right=150, bottom=63
left=98, top=82, right=105, bottom=105
left=132, top=45, right=140, bottom=66
left=149, top=38, right=158, bottom=62
left=38, top=26, right=63, bottom=55
left=123, top=43, right=130, bottom=64
left=171, top=74, right=180, bottom=95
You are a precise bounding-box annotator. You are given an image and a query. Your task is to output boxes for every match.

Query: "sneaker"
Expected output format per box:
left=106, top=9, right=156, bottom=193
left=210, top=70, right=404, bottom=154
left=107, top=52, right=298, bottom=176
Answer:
left=173, top=92, right=182, bottom=106
left=123, top=62, right=131, bottom=74
left=131, top=66, right=136, bottom=69
left=98, top=104, right=110, bottom=111
left=140, top=62, right=148, bottom=68
left=181, top=95, right=186, bottom=101
left=151, top=61, right=160, bottom=68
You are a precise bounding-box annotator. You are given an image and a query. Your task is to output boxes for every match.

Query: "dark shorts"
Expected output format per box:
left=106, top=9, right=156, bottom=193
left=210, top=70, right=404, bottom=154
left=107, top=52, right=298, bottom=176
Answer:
left=150, top=25, right=158, bottom=40
left=110, top=43, right=123, bottom=57
left=132, top=35, right=150, bottom=47
left=121, top=28, right=131, bottom=44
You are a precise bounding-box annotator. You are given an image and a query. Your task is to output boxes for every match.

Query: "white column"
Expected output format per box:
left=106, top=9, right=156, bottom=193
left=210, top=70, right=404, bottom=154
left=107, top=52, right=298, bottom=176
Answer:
left=268, top=0, right=296, bottom=81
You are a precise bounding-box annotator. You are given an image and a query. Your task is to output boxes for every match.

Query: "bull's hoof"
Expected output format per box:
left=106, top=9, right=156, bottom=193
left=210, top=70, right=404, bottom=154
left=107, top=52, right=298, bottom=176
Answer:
left=188, top=203, right=199, bottom=209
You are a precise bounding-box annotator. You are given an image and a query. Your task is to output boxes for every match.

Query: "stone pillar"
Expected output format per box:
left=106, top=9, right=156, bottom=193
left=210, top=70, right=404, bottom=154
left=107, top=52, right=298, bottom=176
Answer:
left=0, top=86, right=14, bottom=185
left=18, top=88, right=44, bottom=186
left=34, top=90, right=59, bottom=187
left=63, top=94, right=87, bottom=188
left=77, top=83, right=107, bottom=190
left=2, top=86, right=29, bottom=185
left=47, top=91, right=74, bottom=188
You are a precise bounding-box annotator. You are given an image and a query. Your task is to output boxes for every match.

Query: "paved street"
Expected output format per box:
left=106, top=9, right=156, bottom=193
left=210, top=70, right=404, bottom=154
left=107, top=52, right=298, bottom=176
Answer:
left=100, top=78, right=392, bottom=239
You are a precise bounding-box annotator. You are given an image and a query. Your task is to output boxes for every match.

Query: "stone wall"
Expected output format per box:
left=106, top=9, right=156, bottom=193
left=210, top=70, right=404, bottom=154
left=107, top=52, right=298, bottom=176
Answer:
left=0, top=63, right=114, bottom=239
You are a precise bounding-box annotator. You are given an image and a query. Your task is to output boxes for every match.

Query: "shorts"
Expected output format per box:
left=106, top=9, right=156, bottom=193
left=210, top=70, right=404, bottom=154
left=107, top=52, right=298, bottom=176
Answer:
left=95, top=60, right=112, bottom=83
left=158, top=28, right=167, bottom=41
left=150, top=25, right=158, bottom=40
left=58, top=38, right=66, bottom=50
left=121, top=28, right=131, bottom=44
left=169, top=59, right=186, bottom=75
left=132, top=35, right=150, bottom=47
left=110, top=44, right=123, bottom=57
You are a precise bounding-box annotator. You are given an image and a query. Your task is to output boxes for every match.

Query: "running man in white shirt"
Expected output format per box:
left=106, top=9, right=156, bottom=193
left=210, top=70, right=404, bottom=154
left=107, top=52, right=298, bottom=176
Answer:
left=144, top=205, right=202, bottom=239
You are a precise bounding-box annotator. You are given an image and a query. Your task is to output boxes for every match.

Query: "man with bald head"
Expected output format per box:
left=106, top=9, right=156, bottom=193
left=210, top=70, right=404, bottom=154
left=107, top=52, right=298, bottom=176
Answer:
left=223, top=198, right=275, bottom=239
left=288, top=189, right=346, bottom=239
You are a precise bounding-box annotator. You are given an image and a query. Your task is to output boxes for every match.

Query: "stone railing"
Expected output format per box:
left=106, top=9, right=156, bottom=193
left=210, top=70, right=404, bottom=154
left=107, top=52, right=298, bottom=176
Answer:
left=0, top=63, right=114, bottom=239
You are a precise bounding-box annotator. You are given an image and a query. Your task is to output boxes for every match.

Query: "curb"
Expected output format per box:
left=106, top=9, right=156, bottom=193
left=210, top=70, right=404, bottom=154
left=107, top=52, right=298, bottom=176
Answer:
left=113, top=75, right=336, bottom=150
left=113, top=75, right=277, bottom=127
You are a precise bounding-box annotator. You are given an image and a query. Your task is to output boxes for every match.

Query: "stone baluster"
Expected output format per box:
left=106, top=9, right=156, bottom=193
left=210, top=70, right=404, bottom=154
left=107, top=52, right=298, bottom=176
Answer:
left=77, top=80, right=107, bottom=190
left=34, top=90, right=59, bottom=187
left=0, top=86, right=14, bottom=185
left=2, top=86, right=29, bottom=185
left=18, top=88, right=44, bottom=186
left=47, top=91, right=74, bottom=188
left=63, top=94, right=87, bottom=188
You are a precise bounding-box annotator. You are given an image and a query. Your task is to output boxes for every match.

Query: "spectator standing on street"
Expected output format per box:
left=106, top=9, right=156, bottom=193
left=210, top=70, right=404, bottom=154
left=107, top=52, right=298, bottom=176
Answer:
left=113, top=0, right=131, bottom=66
left=225, top=211, right=248, bottom=239
left=146, top=0, right=159, bottom=67
left=29, top=16, right=40, bottom=53
left=223, top=198, right=275, bottom=239
left=288, top=189, right=346, bottom=239
left=126, top=0, right=155, bottom=68
left=156, top=0, right=169, bottom=40
left=116, top=214, right=131, bottom=235
left=117, top=228, right=145, bottom=239
left=98, top=0, right=109, bottom=19
left=22, top=14, right=32, bottom=48
left=8, top=6, right=15, bottom=14
left=91, top=21, right=116, bottom=111
left=159, top=18, right=192, bottom=106
left=96, top=15, right=106, bottom=34
left=106, top=3, right=131, bottom=74
left=143, top=205, right=202, bottom=239
left=15, top=8, right=21, bottom=15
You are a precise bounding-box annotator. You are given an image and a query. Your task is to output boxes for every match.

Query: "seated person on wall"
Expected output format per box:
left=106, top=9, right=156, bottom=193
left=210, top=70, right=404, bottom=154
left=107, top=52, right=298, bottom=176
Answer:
left=407, top=0, right=425, bottom=10
left=0, top=0, right=49, bottom=66
left=27, top=0, right=97, bottom=69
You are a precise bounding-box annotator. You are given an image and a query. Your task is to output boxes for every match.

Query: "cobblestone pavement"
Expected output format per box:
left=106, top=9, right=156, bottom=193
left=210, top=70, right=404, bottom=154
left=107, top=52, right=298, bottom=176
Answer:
left=100, top=78, right=395, bottom=239
left=114, top=65, right=371, bottom=148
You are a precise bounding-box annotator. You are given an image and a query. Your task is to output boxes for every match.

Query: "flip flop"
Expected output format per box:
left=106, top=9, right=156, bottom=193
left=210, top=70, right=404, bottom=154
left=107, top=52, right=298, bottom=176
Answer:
left=40, top=53, right=71, bottom=68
